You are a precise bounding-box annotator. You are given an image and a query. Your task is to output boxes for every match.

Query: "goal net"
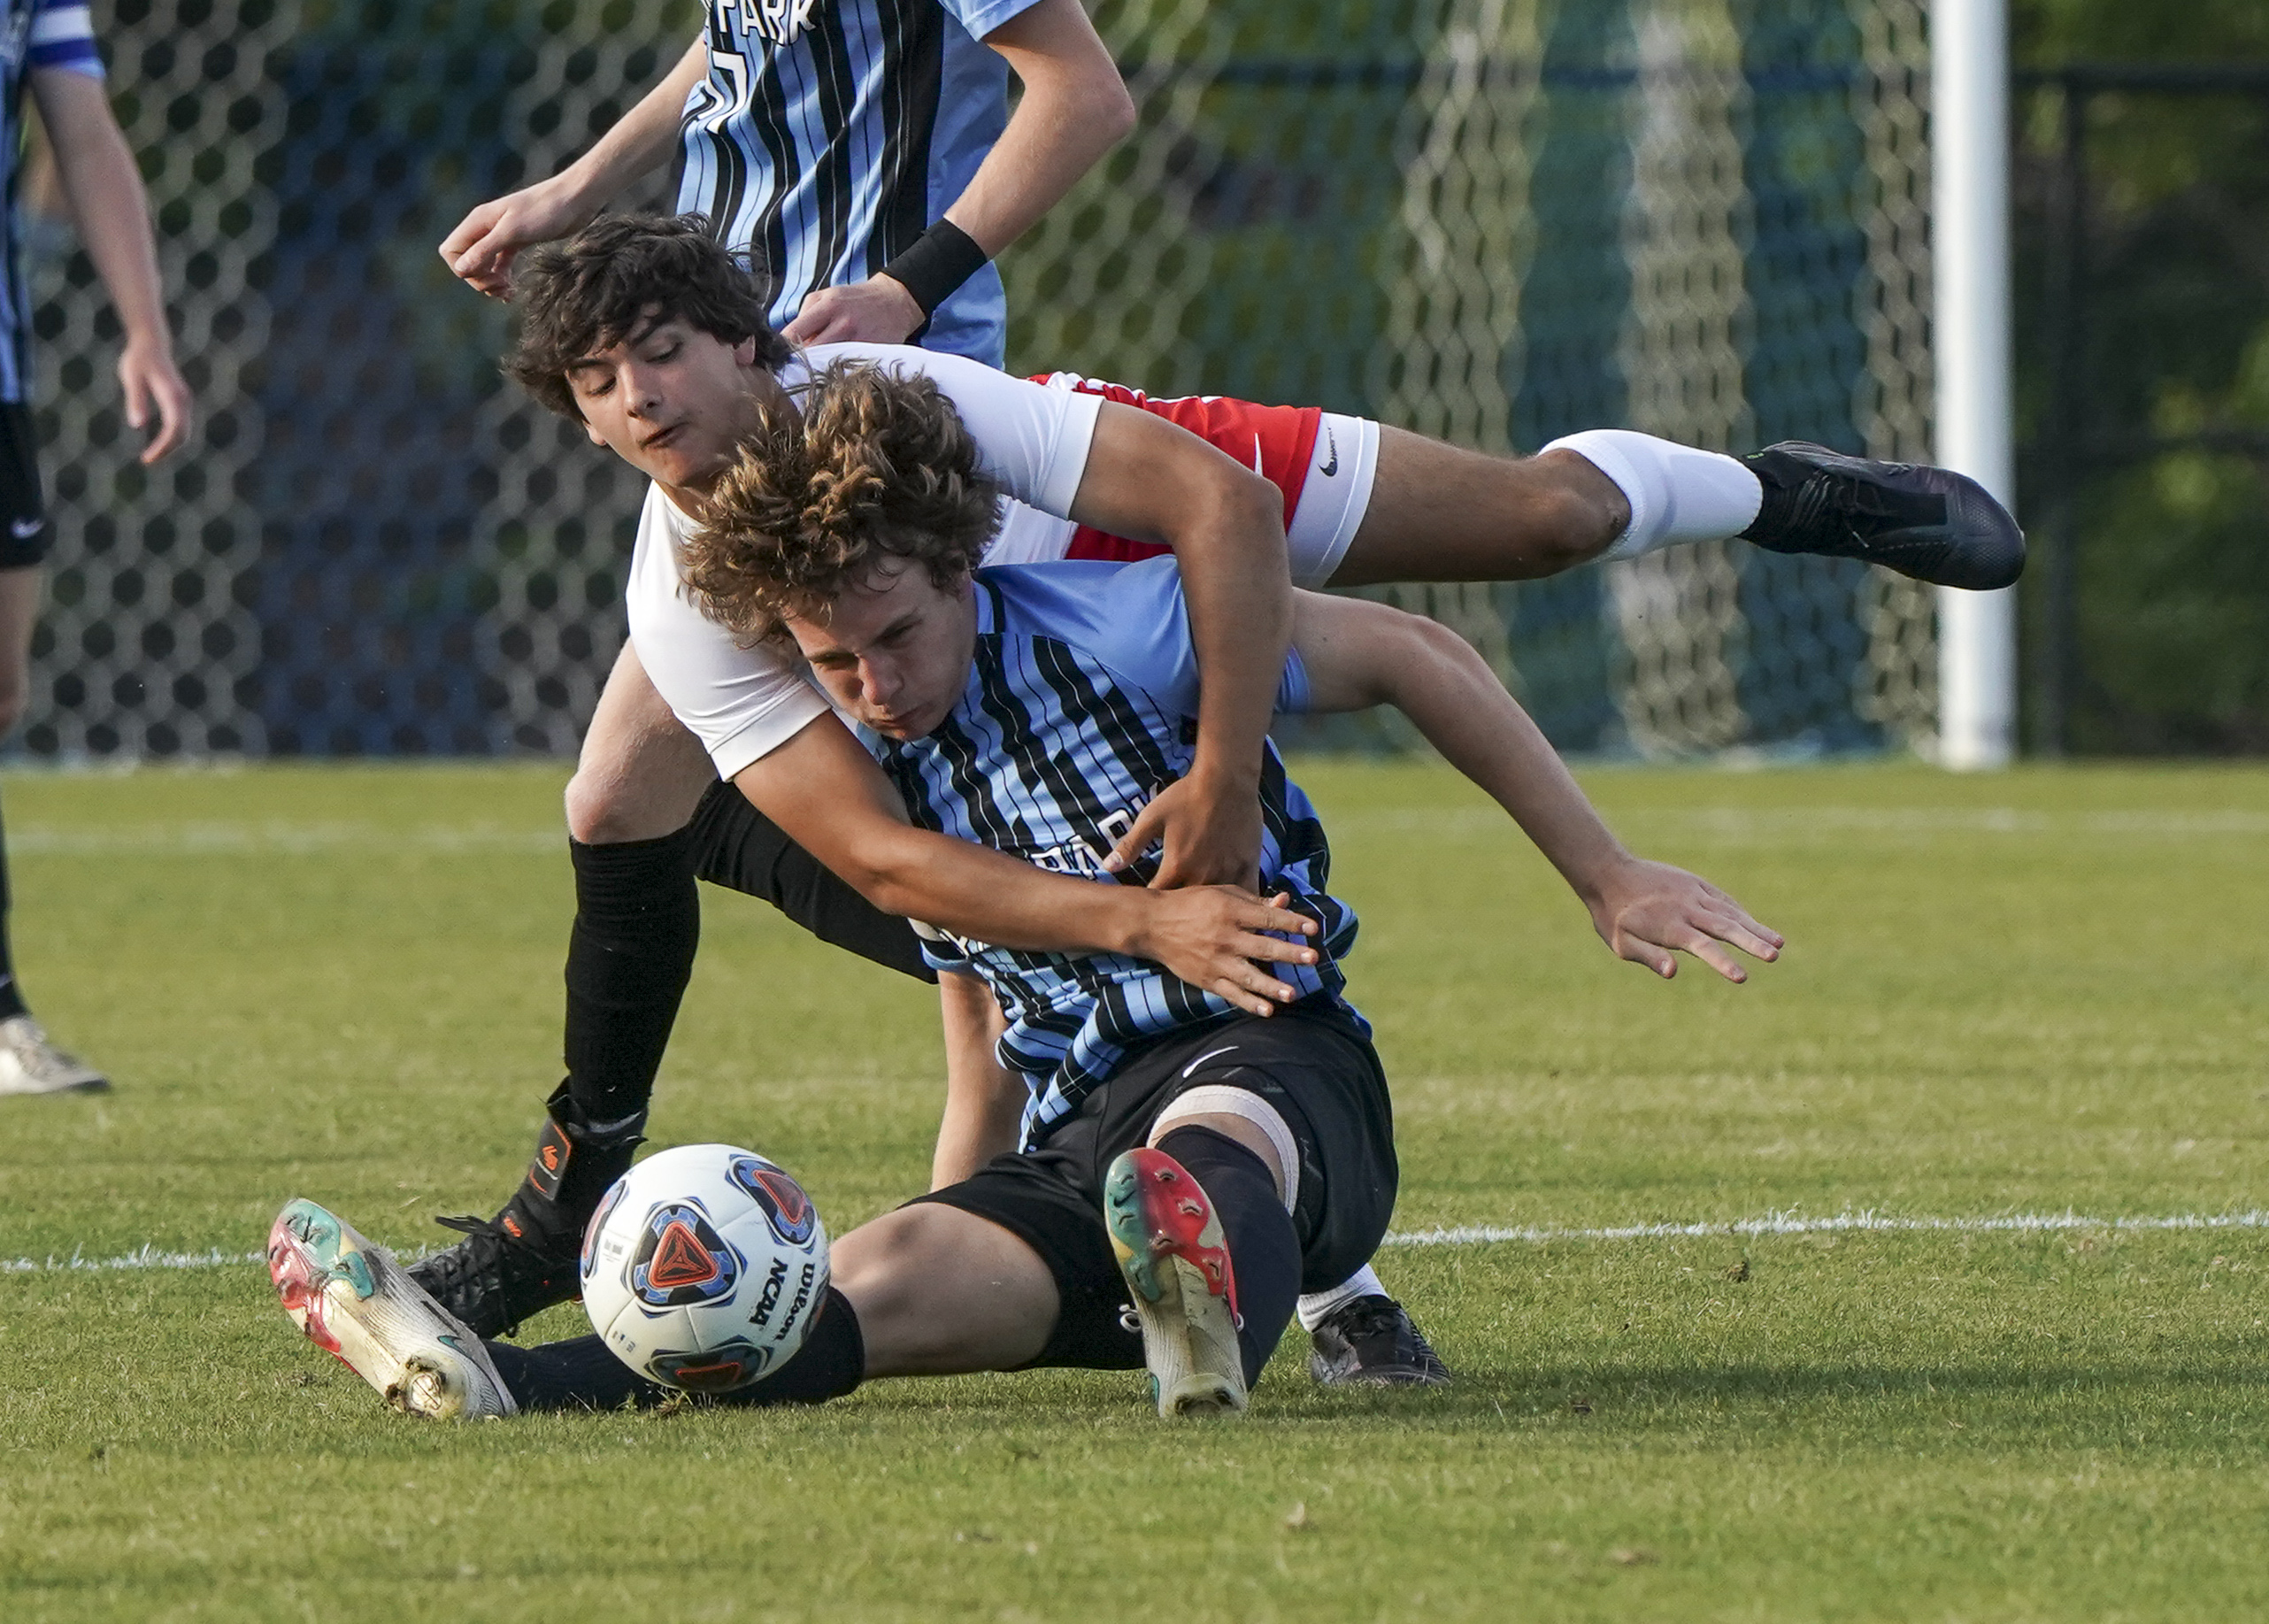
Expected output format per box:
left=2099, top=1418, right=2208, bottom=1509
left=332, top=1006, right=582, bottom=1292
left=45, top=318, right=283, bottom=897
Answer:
left=21, top=0, right=1936, bottom=761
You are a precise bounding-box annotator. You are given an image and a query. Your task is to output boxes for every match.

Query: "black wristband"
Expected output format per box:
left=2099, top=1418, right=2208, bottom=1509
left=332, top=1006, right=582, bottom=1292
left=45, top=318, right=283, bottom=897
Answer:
left=881, top=219, right=989, bottom=318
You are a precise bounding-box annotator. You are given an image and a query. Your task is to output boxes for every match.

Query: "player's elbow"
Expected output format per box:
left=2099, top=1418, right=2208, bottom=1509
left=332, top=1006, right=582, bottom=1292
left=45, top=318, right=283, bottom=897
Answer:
left=1199, top=463, right=1288, bottom=560
left=1377, top=606, right=1492, bottom=707
left=1093, top=79, right=1137, bottom=147
left=827, top=841, right=933, bottom=922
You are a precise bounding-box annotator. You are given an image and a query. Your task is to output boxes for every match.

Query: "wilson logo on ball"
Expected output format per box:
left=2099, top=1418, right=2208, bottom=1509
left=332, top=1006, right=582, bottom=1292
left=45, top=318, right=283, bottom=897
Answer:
left=729, top=1155, right=819, bottom=1246
left=581, top=1179, right=628, bottom=1281
left=628, top=1203, right=741, bottom=1308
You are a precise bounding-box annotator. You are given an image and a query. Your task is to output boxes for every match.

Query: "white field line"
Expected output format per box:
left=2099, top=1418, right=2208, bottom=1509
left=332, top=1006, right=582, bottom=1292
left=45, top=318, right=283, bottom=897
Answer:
left=13, top=1207, right=2269, bottom=1277
left=1383, top=1207, right=2269, bottom=1247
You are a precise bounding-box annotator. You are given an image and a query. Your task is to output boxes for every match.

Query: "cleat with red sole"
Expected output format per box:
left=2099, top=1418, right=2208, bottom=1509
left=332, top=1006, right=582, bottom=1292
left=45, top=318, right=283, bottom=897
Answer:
left=1104, top=1147, right=1247, bottom=1417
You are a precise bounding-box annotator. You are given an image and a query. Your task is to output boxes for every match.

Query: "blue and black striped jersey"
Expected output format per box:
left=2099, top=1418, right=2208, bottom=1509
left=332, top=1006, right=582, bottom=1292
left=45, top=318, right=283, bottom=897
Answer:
left=861, top=558, right=1365, bottom=1143
left=0, top=0, right=102, bottom=403
left=676, top=0, right=1035, bottom=367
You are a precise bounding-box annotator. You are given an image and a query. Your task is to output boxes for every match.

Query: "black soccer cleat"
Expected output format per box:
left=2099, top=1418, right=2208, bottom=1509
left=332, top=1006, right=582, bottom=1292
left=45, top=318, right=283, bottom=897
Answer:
left=406, top=1084, right=642, bottom=1338
left=1308, top=1294, right=1453, bottom=1388
left=1738, top=441, right=2025, bottom=590
left=407, top=1205, right=583, bottom=1340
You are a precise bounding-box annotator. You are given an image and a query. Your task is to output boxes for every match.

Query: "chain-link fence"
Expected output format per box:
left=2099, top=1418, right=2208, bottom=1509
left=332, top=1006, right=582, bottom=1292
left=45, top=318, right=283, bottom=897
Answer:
left=21, top=0, right=1937, bottom=761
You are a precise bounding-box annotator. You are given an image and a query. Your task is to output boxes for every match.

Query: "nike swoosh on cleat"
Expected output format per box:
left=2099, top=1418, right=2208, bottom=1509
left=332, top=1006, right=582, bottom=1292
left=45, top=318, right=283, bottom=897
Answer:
left=10, top=517, right=42, bottom=539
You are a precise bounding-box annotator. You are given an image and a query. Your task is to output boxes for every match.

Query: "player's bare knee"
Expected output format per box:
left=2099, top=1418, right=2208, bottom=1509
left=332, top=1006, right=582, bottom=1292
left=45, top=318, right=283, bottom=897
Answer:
left=1527, top=448, right=1628, bottom=568
left=563, top=766, right=632, bottom=844
left=0, top=674, right=28, bottom=739
left=563, top=755, right=703, bottom=844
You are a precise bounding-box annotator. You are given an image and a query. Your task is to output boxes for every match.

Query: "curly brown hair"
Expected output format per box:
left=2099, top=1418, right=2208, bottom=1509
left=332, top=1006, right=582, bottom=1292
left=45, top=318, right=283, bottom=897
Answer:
left=504, top=212, right=792, bottom=419
left=681, top=361, right=1004, bottom=640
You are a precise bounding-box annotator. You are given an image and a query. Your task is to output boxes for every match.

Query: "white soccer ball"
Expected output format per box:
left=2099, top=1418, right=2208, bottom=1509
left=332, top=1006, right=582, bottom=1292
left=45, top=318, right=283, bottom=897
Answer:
left=581, top=1143, right=830, bottom=1393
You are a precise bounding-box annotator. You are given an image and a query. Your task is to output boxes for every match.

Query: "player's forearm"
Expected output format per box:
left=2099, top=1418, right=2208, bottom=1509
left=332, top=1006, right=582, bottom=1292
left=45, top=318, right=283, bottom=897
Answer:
left=932, top=973, right=1022, bottom=1188
left=553, top=37, right=708, bottom=212
left=1390, top=624, right=1630, bottom=903
left=950, top=0, right=1134, bottom=256
left=822, top=819, right=1154, bottom=958
left=32, top=73, right=170, bottom=355
left=731, top=730, right=1153, bottom=956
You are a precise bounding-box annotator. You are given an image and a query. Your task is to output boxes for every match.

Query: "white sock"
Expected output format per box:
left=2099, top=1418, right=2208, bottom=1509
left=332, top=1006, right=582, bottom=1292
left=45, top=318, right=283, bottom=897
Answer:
left=1543, top=428, right=1763, bottom=562
left=1296, top=1263, right=1387, bottom=1332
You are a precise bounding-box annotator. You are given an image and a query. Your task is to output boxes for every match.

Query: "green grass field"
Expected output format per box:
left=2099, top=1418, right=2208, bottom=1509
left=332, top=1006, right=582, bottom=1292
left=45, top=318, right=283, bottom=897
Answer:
left=4, top=758, right=2267, bottom=1621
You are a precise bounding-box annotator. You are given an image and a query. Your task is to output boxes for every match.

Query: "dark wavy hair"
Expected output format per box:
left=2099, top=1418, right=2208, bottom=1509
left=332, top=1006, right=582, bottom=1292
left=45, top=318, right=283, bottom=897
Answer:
left=681, top=361, right=1003, bottom=640
left=504, top=212, right=791, bottom=419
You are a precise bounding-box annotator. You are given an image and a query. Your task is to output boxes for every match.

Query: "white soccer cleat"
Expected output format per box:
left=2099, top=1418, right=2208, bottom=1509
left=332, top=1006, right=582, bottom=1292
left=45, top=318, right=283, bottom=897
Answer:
left=268, top=1198, right=517, bottom=1420
left=0, top=1016, right=108, bottom=1095
left=1104, top=1147, right=1249, bottom=1418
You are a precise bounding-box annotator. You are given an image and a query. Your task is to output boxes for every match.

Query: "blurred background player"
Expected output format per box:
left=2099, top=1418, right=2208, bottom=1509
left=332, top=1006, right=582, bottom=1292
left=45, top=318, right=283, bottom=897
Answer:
left=0, top=0, right=191, bottom=1097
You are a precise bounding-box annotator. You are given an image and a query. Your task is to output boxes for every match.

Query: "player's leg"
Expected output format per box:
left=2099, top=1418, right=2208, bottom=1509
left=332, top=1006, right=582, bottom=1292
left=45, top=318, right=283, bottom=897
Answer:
left=273, top=1192, right=1065, bottom=1419
left=0, top=405, right=103, bottom=1097
left=1327, top=421, right=2022, bottom=591
left=1111, top=1004, right=1404, bottom=1411
left=409, top=643, right=716, bottom=1334
left=481, top=1204, right=1058, bottom=1411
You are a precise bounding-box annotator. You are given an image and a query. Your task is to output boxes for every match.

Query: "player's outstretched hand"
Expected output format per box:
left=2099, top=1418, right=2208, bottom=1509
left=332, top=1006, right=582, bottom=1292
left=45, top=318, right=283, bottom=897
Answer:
left=784, top=275, right=927, bottom=347
left=1100, top=774, right=1264, bottom=890
left=440, top=181, right=598, bottom=298
left=1588, top=857, right=1783, bottom=983
left=119, top=336, right=191, bottom=464
left=1127, top=886, right=1319, bottom=1019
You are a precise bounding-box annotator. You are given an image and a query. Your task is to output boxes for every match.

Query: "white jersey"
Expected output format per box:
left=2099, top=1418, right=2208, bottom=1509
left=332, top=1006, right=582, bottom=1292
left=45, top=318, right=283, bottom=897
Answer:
left=627, top=343, right=1104, bottom=780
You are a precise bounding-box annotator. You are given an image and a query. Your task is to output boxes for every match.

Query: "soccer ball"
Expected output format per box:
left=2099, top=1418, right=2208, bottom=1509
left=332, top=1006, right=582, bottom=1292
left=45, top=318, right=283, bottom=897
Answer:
left=581, top=1143, right=831, bottom=1393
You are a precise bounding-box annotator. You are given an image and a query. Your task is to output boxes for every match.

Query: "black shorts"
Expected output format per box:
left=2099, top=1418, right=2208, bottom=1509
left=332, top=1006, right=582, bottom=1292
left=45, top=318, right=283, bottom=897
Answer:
left=0, top=403, right=44, bottom=569
left=687, top=781, right=935, bottom=982
left=909, top=997, right=1397, bottom=1370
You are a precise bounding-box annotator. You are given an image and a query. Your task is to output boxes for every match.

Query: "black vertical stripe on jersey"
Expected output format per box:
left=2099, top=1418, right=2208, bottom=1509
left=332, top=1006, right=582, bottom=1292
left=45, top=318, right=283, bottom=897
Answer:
left=871, top=0, right=944, bottom=271
left=802, top=7, right=862, bottom=296
left=924, top=697, right=1036, bottom=860
left=693, top=7, right=753, bottom=259
left=973, top=634, right=1126, bottom=868
left=1027, top=636, right=1180, bottom=814
left=740, top=55, right=804, bottom=311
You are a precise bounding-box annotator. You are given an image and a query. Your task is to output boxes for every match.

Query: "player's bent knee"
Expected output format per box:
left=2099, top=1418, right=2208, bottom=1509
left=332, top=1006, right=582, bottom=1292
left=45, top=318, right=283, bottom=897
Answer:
left=563, top=761, right=703, bottom=845
left=1525, top=449, right=1626, bottom=568
left=1150, top=1087, right=1298, bottom=1209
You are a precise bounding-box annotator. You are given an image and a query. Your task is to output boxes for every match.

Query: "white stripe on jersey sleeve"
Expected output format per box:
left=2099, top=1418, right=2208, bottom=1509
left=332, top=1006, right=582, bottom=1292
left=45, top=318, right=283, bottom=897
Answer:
left=29, top=4, right=96, bottom=44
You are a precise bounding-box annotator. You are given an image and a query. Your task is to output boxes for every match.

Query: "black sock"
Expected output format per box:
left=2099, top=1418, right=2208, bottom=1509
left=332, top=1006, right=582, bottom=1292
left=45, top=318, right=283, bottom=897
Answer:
left=0, top=789, right=27, bottom=1022
left=487, top=1286, right=867, bottom=1412
left=564, top=827, right=702, bottom=1128
left=686, top=781, right=935, bottom=982
left=1156, top=1127, right=1302, bottom=1389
